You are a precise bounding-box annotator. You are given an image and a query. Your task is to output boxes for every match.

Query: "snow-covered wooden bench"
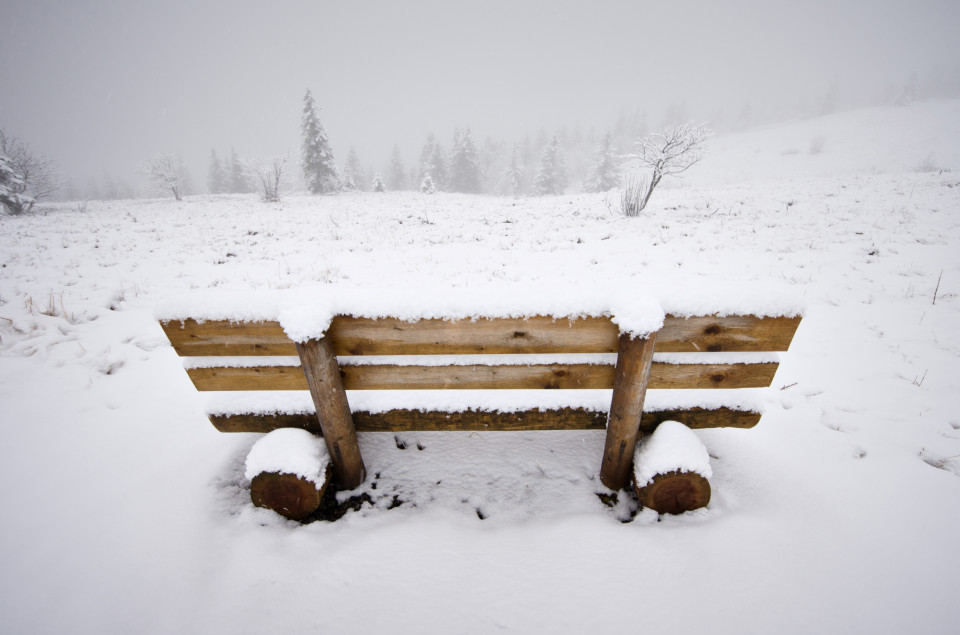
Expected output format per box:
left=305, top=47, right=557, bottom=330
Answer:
left=160, top=297, right=801, bottom=519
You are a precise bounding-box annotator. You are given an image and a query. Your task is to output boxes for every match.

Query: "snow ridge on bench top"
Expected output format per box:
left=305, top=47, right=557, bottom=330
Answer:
left=155, top=283, right=803, bottom=333
left=277, top=286, right=665, bottom=341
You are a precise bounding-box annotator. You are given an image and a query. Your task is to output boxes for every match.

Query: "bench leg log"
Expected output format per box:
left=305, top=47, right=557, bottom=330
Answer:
left=250, top=465, right=333, bottom=521
left=600, top=332, right=658, bottom=490
left=635, top=470, right=711, bottom=515
left=297, top=338, right=367, bottom=489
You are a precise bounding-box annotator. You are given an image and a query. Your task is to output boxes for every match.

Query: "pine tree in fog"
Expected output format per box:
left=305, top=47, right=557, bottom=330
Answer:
left=371, top=172, right=385, bottom=192
left=505, top=144, right=523, bottom=198
left=420, top=173, right=436, bottom=194
left=343, top=148, right=364, bottom=192
left=207, top=149, right=226, bottom=194
left=300, top=89, right=339, bottom=194
left=418, top=134, right=437, bottom=186
left=447, top=128, right=481, bottom=194
left=532, top=135, right=567, bottom=196
left=388, top=144, right=406, bottom=190
left=226, top=148, right=246, bottom=193
left=428, top=139, right=447, bottom=191
left=585, top=132, right=620, bottom=192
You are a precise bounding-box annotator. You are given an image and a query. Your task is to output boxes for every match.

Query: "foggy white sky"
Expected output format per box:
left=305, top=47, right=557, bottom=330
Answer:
left=2, top=0, right=958, bottom=188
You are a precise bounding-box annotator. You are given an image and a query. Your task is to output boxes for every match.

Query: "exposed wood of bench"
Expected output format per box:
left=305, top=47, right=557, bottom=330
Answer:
left=161, top=314, right=801, bottom=491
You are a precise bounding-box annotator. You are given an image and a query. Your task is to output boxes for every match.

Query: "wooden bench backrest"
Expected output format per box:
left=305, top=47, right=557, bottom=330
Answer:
left=161, top=314, right=799, bottom=431
left=162, top=313, right=801, bottom=490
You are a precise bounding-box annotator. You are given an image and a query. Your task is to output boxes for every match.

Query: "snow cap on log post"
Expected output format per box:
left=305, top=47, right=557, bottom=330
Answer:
left=633, top=420, right=712, bottom=514
left=245, top=428, right=333, bottom=520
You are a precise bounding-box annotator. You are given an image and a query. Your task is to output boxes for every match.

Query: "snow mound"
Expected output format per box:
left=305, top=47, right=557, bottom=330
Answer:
left=633, top=420, right=712, bottom=487
left=244, top=428, right=330, bottom=487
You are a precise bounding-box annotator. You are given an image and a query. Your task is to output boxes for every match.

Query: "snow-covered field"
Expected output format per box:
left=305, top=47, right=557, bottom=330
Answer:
left=1, top=100, right=959, bottom=633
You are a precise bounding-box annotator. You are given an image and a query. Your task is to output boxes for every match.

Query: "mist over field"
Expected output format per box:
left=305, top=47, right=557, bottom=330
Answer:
left=1, top=0, right=958, bottom=197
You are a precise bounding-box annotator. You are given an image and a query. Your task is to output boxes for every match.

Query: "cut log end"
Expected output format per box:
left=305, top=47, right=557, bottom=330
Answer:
left=634, top=470, right=711, bottom=515
left=250, top=466, right=332, bottom=521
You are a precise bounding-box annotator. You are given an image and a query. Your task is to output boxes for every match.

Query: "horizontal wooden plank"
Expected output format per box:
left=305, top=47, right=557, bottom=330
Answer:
left=327, top=315, right=618, bottom=355
left=162, top=314, right=801, bottom=357
left=187, top=361, right=779, bottom=391
left=161, top=319, right=293, bottom=357
left=656, top=315, right=801, bottom=353
left=208, top=407, right=760, bottom=433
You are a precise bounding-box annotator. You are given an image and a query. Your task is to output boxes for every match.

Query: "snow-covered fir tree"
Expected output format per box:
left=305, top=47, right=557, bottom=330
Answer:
left=343, top=148, right=364, bottom=192
left=341, top=172, right=358, bottom=192
left=428, top=140, right=447, bottom=191
left=532, top=134, right=567, bottom=195
left=480, top=136, right=505, bottom=195
left=100, top=169, right=120, bottom=200
left=207, top=149, right=226, bottom=194
left=388, top=144, right=406, bottom=190
left=300, top=89, right=339, bottom=194
left=585, top=132, right=620, bottom=192
left=505, top=144, right=524, bottom=198
left=420, top=173, right=436, bottom=194
left=447, top=127, right=481, bottom=194
left=0, top=153, right=33, bottom=214
left=228, top=147, right=250, bottom=193
left=418, top=134, right=437, bottom=186
left=371, top=172, right=385, bottom=192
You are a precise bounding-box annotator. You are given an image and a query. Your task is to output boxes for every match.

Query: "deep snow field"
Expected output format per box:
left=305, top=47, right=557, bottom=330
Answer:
left=2, top=99, right=959, bottom=633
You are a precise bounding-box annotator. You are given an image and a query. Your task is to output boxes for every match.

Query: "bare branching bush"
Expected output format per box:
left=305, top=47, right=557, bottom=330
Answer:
left=250, top=156, right=289, bottom=203
left=621, top=122, right=710, bottom=216
left=141, top=153, right=189, bottom=200
left=916, top=154, right=938, bottom=173
left=0, top=129, right=62, bottom=214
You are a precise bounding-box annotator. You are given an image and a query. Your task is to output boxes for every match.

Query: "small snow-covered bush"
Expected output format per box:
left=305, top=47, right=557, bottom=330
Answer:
left=621, top=121, right=710, bottom=216
left=916, top=154, right=938, bottom=173
left=250, top=156, right=289, bottom=203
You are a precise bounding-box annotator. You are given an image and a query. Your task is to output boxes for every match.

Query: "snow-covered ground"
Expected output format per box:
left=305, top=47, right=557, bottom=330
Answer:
left=1, top=99, right=959, bottom=633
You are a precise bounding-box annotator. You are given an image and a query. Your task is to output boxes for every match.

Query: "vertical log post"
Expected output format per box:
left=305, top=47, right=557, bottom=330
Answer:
left=297, top=338, right=367, bottom=489
left=600, top=332, right=658, bottom=490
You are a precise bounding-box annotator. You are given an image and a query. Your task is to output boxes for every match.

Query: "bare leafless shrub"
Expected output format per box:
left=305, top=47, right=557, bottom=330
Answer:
left=917, top=154, right=938, bottom=173
left=250, top=156, right=289, bottom=203
left=621, top=122, right=710, bottom=216
left=141, top=153, right=189, bottom=200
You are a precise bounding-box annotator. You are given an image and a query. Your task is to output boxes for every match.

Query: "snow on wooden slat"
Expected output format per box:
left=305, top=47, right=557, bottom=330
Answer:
left=161, top=314, right=801, bottom=357
left=207, top=406, right=760, bottom=434
left=186, top=360, right=780, bottom=391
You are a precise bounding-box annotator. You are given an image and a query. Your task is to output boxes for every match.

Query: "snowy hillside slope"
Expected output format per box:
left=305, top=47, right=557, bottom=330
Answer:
left=0, top=99, right=959, bottom=634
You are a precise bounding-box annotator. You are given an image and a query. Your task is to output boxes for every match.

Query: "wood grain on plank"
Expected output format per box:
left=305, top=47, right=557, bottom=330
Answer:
left=186, top=361, right=780, bottom=391
left=161, top=319, right=294, bottom=356
left=162, top=314, right=801, bottom=357
left=209, top=406, right=760, bottom=434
